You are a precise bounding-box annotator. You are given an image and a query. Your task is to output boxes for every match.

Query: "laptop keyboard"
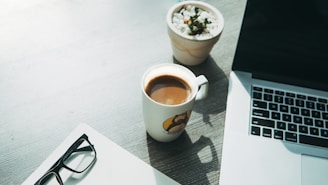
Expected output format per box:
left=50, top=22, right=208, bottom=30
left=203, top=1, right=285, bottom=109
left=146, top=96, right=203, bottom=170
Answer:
left=251, top=85, right=328, bottom=148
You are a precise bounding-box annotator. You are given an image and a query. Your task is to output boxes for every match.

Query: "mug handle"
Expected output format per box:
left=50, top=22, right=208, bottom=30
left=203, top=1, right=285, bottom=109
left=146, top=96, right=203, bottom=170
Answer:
left=195, top=75, right=208, bottom=101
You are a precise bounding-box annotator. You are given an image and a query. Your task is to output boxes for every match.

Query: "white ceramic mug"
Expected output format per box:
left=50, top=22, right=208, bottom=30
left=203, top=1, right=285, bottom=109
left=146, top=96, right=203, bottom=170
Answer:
left=141, top=63, right=208, bottom=142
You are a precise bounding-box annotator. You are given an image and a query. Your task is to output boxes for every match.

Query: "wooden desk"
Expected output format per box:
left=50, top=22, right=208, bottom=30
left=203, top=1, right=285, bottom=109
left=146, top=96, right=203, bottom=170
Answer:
left=0, top=0, right=246, bottom=184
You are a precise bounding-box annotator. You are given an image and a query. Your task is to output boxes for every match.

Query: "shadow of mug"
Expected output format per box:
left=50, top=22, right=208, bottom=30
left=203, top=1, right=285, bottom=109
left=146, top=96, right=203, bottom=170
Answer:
left=147, top=132, right=219, bottom=184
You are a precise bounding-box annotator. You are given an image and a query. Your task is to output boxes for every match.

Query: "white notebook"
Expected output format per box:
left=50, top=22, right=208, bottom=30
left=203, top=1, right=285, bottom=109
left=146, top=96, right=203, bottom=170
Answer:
left=23, top=124, right=180, bottom=185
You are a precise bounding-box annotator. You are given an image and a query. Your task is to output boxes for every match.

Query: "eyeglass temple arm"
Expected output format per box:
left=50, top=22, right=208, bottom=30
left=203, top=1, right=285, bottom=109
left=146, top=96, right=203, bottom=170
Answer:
left=63, top=134, right=95, bottom=159
left=74, top=145, right=95, bottom=152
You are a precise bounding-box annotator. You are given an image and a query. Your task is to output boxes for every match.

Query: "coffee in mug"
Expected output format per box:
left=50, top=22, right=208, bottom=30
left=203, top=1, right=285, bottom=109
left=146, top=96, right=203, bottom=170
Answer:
left=145, top=75, right=192, bottom=105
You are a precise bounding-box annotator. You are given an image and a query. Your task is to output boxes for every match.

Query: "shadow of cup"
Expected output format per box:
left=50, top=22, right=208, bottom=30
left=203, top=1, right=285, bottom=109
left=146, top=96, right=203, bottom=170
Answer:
left=147, top=132, right=219, bottom=184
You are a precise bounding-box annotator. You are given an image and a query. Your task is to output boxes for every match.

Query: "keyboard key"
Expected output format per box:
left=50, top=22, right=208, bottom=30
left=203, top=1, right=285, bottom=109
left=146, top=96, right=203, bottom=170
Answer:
left=316, top=103, right=326, bottom=111
left=282, top=114, right=292, bottom=122
left=274, top=96, right=284, bottom=103
left=285, top=97, right=294, bottom=105
left=253, top=109, right=269, bottom=118
left=310, top=127, right=319, bottom=136
left=252, top=117, right=274, bottom=128
left=286, top=92, right=295, bottom=97
left=275, top=90, right=284, bottom=96
left=285, top=132, right=297, bottom=142
left=253, top=86, right=263, bottom=91
left=274, top=130, right=284, bottom=140
left=301, top=109, right=310, bottom=116
left=318, top=98, right=328, bottom=103
left=293, top=115, right=302, bottom=124
left=264, top=94, right=273, bottom=101
left=315, top=120, right=324, bottom=127
left=297, top=94, right=306, bottom=99
left=263, top=128, right=272, bottom=138
left=296, top=99, right=305, bottom=107
left=291, top=107, right=300, bottom=114
left=253, top=92, right=262, bottom=99
left=321, top=129, right=328, bottom=137
left=311, top=110, right=321, bottom=118
left=299, top=125, right=308, bottom=134
left=264, top=88, right=273, bottom=93
left=269, top=103, right=278, bottom=111
left=271, top=112, right=281, bottom=120
left=253, top=100, right=267, bottom=109
left=288, top=123, right=297, bottom=132
left=306, top=101, right=315, bottom=109
left=280, top=105, right=289, bottom=113
left=276, top=121, right=286, bottom=130
left=300, top=134, right=328, bottom=148
left=308, top=96, right=317, bottom=101
left=304, top=118, right=313, bottom=126
left=322, top=112, right=328, bottom=120
left=251, top=126, right=260, bottom=136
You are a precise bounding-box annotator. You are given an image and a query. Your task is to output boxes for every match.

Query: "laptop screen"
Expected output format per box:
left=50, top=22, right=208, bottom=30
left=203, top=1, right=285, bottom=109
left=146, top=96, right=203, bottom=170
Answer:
left=232, top=0, right=328, bottom=91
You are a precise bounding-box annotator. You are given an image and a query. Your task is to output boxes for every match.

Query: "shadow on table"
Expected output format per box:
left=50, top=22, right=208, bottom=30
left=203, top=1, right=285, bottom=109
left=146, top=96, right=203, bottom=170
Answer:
left=147, top=132, right=218, bottom=184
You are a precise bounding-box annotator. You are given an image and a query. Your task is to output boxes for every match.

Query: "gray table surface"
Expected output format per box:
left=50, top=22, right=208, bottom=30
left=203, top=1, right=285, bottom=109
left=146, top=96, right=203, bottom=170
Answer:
left=0, top=0, right=246, bottom=184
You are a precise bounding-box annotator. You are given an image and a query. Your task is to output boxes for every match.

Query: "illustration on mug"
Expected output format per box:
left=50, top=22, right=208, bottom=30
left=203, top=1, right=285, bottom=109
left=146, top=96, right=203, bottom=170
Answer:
left=163, top=111, right=192, bottom=133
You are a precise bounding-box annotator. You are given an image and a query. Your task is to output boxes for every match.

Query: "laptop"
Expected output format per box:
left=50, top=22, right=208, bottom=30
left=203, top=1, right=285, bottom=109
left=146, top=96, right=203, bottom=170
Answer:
left=220, top=0, right=328, bottom=185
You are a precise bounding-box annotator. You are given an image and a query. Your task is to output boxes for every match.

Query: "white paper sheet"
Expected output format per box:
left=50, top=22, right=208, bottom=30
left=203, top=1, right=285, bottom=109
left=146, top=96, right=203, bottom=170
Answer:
left=22, top=124, right=180, bottom=185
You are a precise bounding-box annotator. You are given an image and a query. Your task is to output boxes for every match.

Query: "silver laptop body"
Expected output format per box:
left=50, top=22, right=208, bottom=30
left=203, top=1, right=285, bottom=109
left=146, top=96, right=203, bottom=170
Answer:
left=220, top=0, right=328, bottom=184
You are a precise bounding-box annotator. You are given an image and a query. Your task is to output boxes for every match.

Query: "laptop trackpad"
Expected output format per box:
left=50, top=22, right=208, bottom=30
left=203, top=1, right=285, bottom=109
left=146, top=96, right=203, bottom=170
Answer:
left=301, top=154, right=328, bottom=185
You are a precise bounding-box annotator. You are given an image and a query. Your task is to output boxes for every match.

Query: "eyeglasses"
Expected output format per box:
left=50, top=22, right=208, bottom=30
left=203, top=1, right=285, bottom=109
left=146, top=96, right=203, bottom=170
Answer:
left=35, top=134, right=97, bottom=185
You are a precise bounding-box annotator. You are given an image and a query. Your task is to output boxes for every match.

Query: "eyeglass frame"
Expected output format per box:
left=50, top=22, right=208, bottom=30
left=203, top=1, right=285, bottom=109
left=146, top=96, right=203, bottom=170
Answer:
left=35, top=133, right=97, bottom=185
